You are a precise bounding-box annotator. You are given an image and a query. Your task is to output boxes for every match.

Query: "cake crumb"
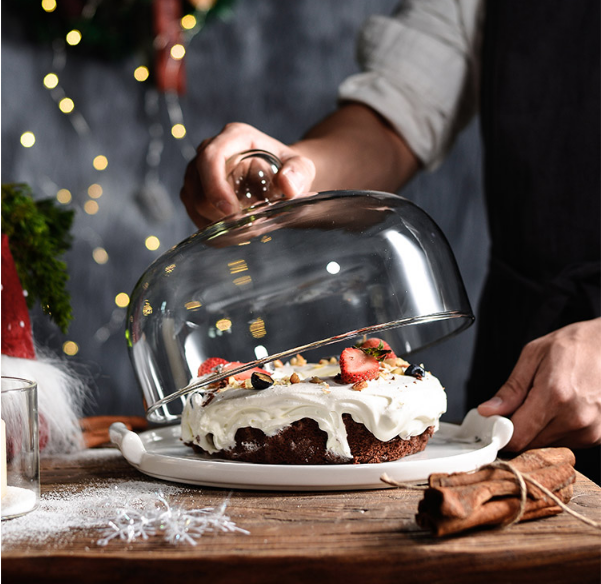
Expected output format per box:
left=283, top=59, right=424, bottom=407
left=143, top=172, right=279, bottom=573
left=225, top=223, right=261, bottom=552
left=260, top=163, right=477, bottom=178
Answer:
left=352, top=381, right=368, bottom=391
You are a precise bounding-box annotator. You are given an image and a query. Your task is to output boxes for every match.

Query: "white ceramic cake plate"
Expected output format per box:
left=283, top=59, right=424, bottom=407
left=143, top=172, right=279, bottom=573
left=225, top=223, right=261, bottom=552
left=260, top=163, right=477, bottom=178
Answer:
left=109, top=409, right=513, bottom=491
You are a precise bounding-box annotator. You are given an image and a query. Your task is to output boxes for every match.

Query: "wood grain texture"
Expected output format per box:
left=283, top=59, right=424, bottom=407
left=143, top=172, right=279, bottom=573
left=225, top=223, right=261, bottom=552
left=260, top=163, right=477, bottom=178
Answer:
left=2, top=449, right=600, bottom=584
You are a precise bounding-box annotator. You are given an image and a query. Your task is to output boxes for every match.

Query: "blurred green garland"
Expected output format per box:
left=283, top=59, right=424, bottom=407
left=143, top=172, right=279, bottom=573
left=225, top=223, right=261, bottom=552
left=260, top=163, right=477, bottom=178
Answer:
left=4, top=0, right=237, bottom=63
left=2, top=183, right=74, bottom=334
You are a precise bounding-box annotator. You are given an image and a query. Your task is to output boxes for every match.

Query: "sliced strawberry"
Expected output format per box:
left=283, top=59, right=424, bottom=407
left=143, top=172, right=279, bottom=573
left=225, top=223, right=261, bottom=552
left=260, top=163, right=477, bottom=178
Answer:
left=223, top=362, right=271, bottom=381
left=358, top=338, right=397, bottom=360
left=197, top=357, right=229, bottom=377
left=339, top=347, right=380, bottom=384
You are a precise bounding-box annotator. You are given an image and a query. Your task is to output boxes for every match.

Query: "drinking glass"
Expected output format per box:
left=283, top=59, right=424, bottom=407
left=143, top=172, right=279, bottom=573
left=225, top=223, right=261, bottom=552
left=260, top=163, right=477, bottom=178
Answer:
left=1, top=376, right=40, bottom=519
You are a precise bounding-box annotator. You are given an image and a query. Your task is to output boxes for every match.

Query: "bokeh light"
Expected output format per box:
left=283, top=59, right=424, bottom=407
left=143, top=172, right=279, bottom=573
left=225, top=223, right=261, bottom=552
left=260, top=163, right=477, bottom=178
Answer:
left=134, top=66, right=149, bottom=82
left=181, top=15, right=197, bottom=30
left=170, top=44, right=186, bottom=60
left=43, top=73, right=59, bottom=89
left=145, top=236, right=161, bottom=251
left=88, top=183, right=103, bottom=198
left=20, top=132, right=36, bottom=148
left=171, top=124, right=186, bottom=139
left=66, top=30, right=82, bottom=46
left=93, top=247, right=109, bottom=264
left=115, top=292, right=130, bottom=308
left=59, top=97, right=74, bottom=113
left=41, top=0, right=57, bottom=13
left=84, top=200, right=99, bottom=215
left=56, top=188, right=72, bottom=204
left=93, top=155, right=108, bottom=170
left=62, top=340, right=79, bottom=356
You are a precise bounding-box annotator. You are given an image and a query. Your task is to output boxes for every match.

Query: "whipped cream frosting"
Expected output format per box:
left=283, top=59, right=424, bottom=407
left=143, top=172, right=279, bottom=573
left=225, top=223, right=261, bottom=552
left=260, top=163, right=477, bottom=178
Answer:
left=181, top=359, right=447, bottom=461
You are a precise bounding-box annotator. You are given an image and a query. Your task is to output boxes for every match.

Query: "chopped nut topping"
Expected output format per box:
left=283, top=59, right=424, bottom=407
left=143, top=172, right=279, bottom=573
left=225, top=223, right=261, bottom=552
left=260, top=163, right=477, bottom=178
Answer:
left=329, top=357, right=338, bottom=364
left=384, top=357, right=410, bottom=368
left=290, top=372, right=301, bottom=384
left=352, top=381, right=368, bottom=391
left=244, top=378, right=253, bottom=389
left=291, top=353, right=307, bottom=366
left=310, top=376, right=324, bottom=384
left=392, top=367, right=405, bottom=375
left=273, top=359, right=284, bottom=368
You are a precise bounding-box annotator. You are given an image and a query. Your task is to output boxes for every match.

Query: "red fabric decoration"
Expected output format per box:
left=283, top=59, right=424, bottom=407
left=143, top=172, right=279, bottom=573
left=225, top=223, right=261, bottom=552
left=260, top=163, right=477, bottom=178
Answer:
left=1, top=234, right=36, bottom=359
left=153, top=0, right=186, bottom=94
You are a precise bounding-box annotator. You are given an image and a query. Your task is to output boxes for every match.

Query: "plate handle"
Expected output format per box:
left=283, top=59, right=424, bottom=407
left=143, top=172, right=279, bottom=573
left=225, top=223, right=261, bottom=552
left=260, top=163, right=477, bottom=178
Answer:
left=455, top=409, right=514, bottom=449
left=109, top=422, right=146, bottom=465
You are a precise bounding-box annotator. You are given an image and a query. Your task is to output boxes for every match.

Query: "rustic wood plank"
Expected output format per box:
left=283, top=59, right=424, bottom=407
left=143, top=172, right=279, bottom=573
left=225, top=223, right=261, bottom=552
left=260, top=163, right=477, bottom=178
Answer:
left=2, top=448, right=600, bottom=584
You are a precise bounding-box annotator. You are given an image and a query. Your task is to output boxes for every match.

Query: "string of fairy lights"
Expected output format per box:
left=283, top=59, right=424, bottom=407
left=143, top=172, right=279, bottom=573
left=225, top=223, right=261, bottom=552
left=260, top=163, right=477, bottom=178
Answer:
left=17, top=0, right=215, bottom=357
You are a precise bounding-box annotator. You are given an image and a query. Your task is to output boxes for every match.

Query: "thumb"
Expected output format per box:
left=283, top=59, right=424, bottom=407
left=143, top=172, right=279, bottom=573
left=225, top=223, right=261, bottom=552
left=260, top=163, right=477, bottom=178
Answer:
left=477, top=354, right=538, bottom=417
left=276, top=155, right=316, bottom=198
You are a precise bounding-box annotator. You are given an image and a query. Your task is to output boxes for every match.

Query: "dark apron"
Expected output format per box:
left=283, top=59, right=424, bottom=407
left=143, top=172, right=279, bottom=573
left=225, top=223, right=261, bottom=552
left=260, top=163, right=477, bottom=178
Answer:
left=468, top=0, right=600, bottom=482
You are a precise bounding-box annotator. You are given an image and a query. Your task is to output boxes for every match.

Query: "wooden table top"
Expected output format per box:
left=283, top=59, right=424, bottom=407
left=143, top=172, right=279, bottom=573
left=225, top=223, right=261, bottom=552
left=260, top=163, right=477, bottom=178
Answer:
left=2, top=448, right=600, bottom=584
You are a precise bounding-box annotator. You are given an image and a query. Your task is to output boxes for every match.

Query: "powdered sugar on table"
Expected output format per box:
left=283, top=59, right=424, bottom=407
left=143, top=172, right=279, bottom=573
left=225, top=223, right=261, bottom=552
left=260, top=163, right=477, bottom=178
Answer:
left=1, top=448, right=248, bottom=548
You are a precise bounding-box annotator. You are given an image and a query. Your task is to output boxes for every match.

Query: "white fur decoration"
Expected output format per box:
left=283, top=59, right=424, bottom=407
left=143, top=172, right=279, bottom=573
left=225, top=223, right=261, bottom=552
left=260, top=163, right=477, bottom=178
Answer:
left=1, top=349, right=88, bottom=455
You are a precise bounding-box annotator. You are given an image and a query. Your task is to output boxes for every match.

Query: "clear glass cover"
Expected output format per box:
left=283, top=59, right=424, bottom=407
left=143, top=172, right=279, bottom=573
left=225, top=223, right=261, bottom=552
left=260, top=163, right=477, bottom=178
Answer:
left=127, top=153, right=474, bottom=423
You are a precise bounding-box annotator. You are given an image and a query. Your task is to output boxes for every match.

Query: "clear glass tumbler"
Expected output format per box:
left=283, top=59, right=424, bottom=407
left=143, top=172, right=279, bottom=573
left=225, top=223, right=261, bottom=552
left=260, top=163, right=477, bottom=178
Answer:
left=1, top=376, right=40, bottom=519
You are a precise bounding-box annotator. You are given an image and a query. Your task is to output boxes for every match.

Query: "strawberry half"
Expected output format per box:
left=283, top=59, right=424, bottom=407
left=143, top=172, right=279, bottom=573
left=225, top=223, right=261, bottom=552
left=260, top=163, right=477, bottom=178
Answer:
left=357, top=338, right=397, bottom=360
left=197, top=357, right=229, bottom=377
left=339, top=347, right=380, bottom=384
left=223, top=362, right=271, bottom=381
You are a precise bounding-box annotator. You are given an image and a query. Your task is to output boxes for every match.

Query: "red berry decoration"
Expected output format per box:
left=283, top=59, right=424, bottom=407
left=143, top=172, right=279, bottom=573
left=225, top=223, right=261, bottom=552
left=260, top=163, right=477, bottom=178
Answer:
left=197, top=357, right=229, bottom=377
left=339, top=347, right=380, bottom=384
left=357, top=338, right=397, bottom=360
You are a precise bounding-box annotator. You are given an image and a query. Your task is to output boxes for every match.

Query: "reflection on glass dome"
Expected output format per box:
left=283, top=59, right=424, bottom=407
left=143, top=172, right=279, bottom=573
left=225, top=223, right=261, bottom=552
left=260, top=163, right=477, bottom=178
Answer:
left=127, top=190, right=474, bottom=423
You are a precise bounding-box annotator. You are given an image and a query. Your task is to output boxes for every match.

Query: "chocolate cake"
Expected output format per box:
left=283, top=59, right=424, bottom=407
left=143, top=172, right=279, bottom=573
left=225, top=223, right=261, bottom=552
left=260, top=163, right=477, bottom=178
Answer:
left=181, top=339, right=446, bottom=465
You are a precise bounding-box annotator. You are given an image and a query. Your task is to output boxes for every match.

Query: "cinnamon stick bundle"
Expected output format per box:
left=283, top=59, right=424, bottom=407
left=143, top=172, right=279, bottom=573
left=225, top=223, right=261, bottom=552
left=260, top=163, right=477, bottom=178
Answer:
left=415, top=447, right=576, bottom=537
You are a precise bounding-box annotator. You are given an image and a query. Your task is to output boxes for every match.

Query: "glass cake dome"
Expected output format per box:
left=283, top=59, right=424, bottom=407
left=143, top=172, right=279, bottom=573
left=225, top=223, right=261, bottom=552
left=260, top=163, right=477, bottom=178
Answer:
left=127, top=151, right=474, bottom=423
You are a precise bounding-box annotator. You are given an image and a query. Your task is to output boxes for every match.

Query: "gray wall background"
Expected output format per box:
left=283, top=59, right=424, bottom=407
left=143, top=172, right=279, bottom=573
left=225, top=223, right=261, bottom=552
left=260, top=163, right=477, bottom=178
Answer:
left=1, top=0, right=489, bottom=424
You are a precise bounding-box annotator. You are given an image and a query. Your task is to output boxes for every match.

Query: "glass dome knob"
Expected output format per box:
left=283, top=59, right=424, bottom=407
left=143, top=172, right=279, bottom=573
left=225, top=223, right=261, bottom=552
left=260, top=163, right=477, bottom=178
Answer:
left=226, top=149, right=283, bottom=208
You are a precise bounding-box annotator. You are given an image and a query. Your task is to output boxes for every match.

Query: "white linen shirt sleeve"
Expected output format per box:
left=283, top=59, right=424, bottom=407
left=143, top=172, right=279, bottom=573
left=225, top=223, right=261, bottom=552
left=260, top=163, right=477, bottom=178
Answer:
left=338, top=0, right=485, bottom=170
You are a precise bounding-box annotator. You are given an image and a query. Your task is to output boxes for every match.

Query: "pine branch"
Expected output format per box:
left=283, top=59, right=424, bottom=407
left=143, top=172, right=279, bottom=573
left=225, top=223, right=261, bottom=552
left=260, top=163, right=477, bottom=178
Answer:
left=1, top=183, right=74, bottom=333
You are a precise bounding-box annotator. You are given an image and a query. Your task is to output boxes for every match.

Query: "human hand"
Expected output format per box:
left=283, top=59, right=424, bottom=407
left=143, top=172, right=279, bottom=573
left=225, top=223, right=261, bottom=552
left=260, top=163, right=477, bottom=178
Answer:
left=181, top=123, right=316, bottom=229
left=477, top=318, right=601, bottom=451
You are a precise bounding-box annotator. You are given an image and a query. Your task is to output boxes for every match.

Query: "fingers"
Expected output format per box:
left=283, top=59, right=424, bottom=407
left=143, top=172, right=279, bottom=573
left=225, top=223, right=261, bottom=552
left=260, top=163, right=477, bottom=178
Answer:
left=180, top=155, right=227, bottom=230
left=477, top=340, right=551, bottom=451
left=477, top=320, right=601, bottom=452
left=477, top=341, right=542, bottom=418
left=180, top=122, right=316, bottom=228
left=277, top=155, right=316, bottom=198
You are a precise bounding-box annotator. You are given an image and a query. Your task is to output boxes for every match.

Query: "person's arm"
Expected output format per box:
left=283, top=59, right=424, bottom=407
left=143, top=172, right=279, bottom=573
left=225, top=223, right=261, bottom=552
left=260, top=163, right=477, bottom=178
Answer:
left=180, top=102, right=420, bottom=229
left=294, top=102, right=421, bottom=193
left=180, top=0, right=484, bottom=229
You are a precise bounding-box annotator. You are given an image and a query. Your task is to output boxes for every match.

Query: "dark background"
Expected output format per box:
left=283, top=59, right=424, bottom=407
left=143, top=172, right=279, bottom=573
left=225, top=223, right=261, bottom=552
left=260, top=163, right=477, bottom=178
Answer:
left=1, top=0, right=489, bottom=423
